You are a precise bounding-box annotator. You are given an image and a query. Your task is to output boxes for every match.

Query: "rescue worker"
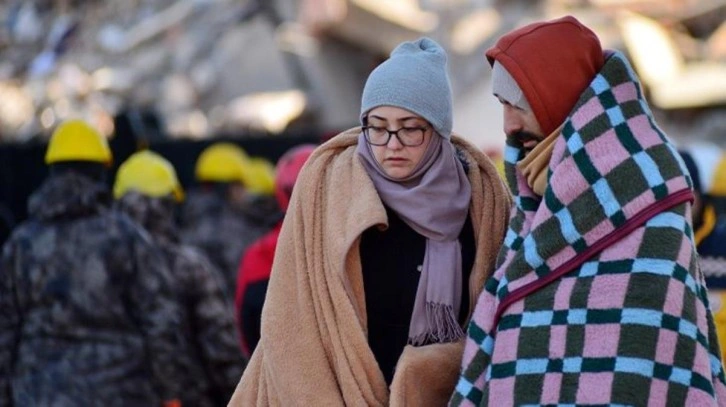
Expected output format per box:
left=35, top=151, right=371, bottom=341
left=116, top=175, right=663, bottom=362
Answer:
left=114, top=150, right=247, bottom=406
left=180, top=143, right=279, bottom=294
left=697, top=155, right=726, bottom=366
left=0, top=119, right=183, bottom=406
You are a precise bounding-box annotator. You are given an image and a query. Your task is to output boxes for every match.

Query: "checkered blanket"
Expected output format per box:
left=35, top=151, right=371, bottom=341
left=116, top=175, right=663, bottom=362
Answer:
left=451, top=51, right=726, bottom=406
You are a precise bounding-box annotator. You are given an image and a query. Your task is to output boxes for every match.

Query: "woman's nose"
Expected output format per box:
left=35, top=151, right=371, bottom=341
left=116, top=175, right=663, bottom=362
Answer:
left=386, top=132, right=404, bottom=149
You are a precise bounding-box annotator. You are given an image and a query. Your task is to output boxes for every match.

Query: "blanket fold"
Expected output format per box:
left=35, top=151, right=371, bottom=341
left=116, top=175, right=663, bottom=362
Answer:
left=452, top=51, right=726, bottom=406
left=229, top=128, right=511, bottom=406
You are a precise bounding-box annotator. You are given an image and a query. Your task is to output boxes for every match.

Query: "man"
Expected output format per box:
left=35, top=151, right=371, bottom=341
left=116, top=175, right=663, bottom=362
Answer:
left=114, top=150, right=247, bottom=406
left=0, top=120, right=183, bottom=406
left=452, top=16, right=726, bottom=406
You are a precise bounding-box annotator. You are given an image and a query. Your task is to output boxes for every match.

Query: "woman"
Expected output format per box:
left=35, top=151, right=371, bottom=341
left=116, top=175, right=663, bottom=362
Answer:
left=229, top=37, right=511, bottom=406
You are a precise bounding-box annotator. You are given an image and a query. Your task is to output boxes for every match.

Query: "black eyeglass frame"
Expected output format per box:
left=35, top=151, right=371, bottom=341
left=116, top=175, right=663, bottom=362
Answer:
left=361, top=125, right=430, bottom=147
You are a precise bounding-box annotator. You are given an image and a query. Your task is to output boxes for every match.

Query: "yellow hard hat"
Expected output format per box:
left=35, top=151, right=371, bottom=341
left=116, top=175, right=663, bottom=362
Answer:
left=113, top=150, right=184, bottom=202
left=708, top=291, right=726, bottom=365
left=242, top=157, right=276, bottom=195
left=195, top=142, right=249, bottom=183
left=711, top=155, right=726, bottom=197
left=45, top=119, right=112, bottom=166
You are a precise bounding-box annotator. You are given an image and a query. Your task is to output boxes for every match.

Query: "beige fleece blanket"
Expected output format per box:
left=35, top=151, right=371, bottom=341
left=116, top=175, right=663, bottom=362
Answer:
left=228, top=128, right=511, bottom=406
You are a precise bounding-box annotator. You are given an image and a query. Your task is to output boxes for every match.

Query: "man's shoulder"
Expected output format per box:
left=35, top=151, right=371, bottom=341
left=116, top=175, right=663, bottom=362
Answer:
left=94, top=209, right=157, bottom=245
left=2, top=219, right=40, bottom=250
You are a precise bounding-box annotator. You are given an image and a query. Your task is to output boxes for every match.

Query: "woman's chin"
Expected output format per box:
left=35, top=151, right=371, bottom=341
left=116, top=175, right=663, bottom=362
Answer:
left=384, top=167, right=413, bottom=179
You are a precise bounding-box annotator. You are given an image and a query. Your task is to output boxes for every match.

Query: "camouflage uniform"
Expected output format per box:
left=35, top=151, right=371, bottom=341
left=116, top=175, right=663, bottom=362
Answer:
left=0, top=172, right=184, bottom=406
left=117, top=192, right=246, bottom=406
left=180, top=188, right=280, bottom=294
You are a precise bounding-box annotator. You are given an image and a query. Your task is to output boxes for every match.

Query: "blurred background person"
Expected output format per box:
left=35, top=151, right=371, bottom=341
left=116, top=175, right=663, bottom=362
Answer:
left=243, top=157, right=278, bottom=198
left=0, top=119, right=183, bottom=406
left=180, top=142, right=280, bottom=296
left=697, top=154, right=726, bottom=258
left=678, top=149, right=726, bottom=366
left=114, top=150, right=246, bottom=407
left=235, top=143, right=316, bottom=357
left=678, top=150, right=706, bottom=239
left=697, top=154, right=726, bottom=366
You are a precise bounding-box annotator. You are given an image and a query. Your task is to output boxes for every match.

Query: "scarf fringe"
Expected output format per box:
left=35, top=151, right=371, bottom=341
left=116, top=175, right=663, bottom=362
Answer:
left=409, top=302, right=465, bottom=346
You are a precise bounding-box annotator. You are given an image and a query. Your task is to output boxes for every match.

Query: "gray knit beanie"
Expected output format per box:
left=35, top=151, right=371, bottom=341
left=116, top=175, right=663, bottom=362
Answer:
left=491, top=61, right=531, bottom=111
left=360, top=37, right=453, bottom=139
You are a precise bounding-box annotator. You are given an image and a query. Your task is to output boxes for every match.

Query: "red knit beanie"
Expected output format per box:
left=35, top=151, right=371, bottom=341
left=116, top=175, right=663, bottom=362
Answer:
left=486, top=15, right=604, bottom=136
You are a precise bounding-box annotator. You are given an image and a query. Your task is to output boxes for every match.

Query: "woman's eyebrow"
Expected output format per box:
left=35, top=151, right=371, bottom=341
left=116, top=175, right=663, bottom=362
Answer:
left=401, top=117, right=426, bottom=125
left=368, top=115, right=423, bottom=123
left=367, top=115, right=388, bottom=122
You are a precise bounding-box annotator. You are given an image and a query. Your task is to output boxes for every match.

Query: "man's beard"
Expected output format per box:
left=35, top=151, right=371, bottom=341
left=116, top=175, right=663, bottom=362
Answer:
left=508, top=130, right=543, bottom=151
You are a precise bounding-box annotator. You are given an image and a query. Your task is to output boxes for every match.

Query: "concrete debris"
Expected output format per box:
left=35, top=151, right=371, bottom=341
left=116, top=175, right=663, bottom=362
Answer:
left=0, top=0, right=314, bottom=142
left=0, top=0, right=724, bottom=146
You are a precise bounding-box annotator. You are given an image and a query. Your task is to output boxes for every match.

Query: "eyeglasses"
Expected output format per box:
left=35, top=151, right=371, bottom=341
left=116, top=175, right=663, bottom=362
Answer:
left=362, top=125, right=429, bottom=147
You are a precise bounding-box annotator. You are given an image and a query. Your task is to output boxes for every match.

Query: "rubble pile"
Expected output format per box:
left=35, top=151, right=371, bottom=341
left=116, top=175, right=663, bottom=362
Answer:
left=2, top=0, right=724, bottom=145
left=0, top=0, right=307, bottom=142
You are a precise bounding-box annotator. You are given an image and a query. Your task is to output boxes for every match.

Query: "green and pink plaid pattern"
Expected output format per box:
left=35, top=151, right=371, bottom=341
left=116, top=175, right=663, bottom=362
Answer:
left=451, top=51, right=726, bottom=406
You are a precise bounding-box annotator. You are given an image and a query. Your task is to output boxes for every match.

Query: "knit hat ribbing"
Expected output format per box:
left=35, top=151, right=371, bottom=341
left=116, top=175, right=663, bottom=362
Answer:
left=360, top=37, right=453, bottom=138
left=485, top=15, right=604, bottom=136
